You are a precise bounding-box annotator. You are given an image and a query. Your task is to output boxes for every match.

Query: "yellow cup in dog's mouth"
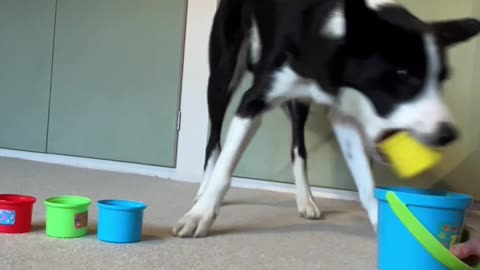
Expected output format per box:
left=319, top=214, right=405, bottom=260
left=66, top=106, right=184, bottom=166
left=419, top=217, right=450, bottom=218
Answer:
left=378, top=132, right=442, bottom=179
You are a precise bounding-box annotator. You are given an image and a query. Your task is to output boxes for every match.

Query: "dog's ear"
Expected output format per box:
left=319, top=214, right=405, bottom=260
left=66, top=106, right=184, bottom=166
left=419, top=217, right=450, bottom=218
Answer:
left=430, top=18, right=480, bottom=47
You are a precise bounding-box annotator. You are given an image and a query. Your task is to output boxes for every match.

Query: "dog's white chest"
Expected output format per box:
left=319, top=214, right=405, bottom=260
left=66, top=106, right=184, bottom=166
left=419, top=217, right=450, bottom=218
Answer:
left=266, top=65, right=334, bottom=106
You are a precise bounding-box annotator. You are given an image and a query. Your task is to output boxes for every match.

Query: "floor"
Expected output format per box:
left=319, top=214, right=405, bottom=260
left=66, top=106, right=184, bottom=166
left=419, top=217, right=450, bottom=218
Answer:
left=0, top=157, right=478, bottom=270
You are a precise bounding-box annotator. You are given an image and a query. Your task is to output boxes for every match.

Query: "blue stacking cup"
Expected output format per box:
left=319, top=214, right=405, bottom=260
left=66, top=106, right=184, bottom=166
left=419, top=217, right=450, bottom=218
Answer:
left=97, top=199, right=147, bottom=243
left=375, top=186, right=475, bottom=270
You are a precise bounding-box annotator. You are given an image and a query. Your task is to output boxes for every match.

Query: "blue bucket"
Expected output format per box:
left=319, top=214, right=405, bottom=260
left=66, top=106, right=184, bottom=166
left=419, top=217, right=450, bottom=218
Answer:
left=97, top=200, right=147, bottom=243
left=375, top=187, right=474, bottom=270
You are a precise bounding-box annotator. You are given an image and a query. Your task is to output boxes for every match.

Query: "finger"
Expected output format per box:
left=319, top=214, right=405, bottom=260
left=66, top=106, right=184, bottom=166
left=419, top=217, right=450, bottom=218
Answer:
left=451, top=240, right=480, bottom=259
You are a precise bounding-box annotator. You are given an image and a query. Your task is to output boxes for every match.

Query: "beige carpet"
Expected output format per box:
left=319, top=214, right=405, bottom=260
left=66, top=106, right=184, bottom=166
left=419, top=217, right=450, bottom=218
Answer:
left=0, top=157, right=478, bottom=270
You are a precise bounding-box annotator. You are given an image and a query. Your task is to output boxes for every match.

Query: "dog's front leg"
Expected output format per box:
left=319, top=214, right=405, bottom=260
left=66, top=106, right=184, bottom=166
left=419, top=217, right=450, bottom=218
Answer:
left=330, top=113, right=378, bottom=231
left=173, top=116, right=262, bottom=238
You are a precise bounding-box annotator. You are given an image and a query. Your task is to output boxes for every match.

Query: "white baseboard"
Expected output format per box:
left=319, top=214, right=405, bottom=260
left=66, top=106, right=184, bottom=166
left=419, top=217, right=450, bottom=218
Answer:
left=231, top=177, right=359, bottom=201
left=0, top=148, right=359, bottom=202
left=0, top=149, right=175, bottom=179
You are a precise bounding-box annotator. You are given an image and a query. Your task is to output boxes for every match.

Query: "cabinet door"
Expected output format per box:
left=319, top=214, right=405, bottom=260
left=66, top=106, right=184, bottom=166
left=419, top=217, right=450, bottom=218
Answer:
left=48, top=0, right=186, bottom=166
left=224, top=0, right=479, bottom=190
left=0, top=0, right=55, bottom=152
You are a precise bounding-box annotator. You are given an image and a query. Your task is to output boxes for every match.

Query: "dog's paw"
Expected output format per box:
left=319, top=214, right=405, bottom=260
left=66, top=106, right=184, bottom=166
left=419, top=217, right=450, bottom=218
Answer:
left=297, top=197, right=322, bottom=220
left=172, top=210, right=217, bottom=238
left=367, top=199, right=378, bottom=233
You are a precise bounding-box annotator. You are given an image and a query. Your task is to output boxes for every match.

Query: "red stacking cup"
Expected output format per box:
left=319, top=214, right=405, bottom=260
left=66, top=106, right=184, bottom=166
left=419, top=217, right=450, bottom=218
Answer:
left=0, top=194, right=37, bottom=233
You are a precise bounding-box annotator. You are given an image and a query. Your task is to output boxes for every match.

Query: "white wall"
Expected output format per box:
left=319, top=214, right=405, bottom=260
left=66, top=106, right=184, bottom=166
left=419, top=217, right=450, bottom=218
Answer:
left=172, top=0, right=216, bottom=183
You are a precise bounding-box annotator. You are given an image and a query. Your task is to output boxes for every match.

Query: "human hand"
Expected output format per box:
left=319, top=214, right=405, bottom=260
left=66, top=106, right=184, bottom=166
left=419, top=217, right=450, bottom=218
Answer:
left=451, top=238, right=480, bottom=267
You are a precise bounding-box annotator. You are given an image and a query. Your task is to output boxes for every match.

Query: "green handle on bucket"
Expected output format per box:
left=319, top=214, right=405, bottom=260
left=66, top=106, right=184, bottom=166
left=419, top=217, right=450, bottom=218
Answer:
left=386, top=191, right=480, bottom=270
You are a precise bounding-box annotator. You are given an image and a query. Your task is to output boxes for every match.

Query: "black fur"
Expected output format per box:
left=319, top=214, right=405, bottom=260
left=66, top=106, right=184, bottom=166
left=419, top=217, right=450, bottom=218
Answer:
left=287, top=100, right=310, bottom=162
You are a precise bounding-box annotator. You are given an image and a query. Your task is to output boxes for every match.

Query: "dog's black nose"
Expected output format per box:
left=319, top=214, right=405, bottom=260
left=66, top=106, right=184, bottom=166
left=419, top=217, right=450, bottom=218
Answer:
left=433, top=122, right=459, bottom=147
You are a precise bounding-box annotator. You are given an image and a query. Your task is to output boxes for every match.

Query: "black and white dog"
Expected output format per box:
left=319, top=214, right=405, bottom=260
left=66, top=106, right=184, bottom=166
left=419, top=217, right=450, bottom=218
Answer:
left=173, top=0, right=480, bottom=238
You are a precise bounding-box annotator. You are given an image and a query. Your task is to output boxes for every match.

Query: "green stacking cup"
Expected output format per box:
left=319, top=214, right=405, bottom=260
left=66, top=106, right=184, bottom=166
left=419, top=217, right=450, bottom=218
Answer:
left=44, top=196, right=92, bottom=238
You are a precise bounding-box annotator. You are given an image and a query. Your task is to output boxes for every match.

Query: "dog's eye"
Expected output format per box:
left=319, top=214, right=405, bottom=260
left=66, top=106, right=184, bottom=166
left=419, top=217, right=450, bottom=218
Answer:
left=394, top=69, right=422, bottom=86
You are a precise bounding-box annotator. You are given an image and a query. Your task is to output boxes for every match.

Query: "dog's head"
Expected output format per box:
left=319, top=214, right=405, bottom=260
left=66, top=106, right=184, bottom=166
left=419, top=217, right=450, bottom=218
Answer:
left=336, top=0, right=480, bottom=153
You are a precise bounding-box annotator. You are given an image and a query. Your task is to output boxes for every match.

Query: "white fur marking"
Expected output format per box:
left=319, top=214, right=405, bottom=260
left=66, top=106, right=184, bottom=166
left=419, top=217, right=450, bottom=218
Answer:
left=174, top=116, right=261, bottom=237
left=330, top=115, right=378, bottom=229
left=266, top=65, right=334, bottom=105
left=196, top=146, right=220, bottom=201
left=322, top=8, right=346, bottom=38
left=250, top=20, right=261, bottom=65
left=424, top=34, right=441, bottom=94
left=336, top=87, right=387, bottom=139
left=292, top=148, right=321, bottom=219
left=292, top=148, right=308, bottom=187
left=366, top=0, right=396, bottom=10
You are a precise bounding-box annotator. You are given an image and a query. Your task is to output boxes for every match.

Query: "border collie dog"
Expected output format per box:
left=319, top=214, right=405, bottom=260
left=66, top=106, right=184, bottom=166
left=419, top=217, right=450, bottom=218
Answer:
left=173, top=0, right=480, bottom=237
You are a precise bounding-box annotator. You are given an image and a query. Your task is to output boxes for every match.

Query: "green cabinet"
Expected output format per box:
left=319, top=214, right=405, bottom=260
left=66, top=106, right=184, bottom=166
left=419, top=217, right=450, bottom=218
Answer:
left=47, top=0, right=186, bottom=166
left=0, top=0, right=56, bottom=152
left=0, top=0, right=186, bottom=167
